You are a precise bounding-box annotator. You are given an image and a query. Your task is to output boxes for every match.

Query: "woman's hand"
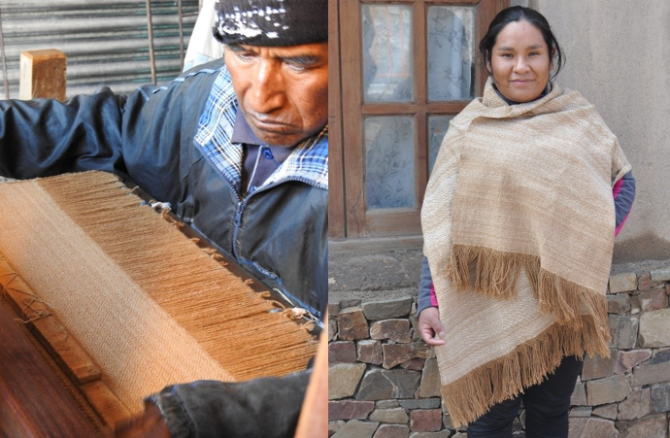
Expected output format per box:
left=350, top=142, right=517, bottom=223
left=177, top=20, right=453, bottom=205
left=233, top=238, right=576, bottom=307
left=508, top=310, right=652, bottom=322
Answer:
left=418, top=307, right=446, bottom=346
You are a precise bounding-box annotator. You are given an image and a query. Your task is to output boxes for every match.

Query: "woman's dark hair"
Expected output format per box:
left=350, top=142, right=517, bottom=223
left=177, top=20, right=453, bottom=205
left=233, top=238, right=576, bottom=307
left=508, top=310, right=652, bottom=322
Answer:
left=479, top=6, right=564, bottom=79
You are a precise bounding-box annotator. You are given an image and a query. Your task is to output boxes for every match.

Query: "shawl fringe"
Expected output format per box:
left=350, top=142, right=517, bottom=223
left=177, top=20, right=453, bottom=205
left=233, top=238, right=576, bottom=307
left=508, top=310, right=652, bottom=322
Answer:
left=447, top=245, right=609, bottom=324
left=441, top=316, right=611, bottom=428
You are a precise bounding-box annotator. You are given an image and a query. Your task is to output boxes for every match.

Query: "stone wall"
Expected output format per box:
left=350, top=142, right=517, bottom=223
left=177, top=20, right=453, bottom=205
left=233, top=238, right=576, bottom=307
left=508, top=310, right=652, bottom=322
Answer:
left=328, top=261, right=670, bottom=437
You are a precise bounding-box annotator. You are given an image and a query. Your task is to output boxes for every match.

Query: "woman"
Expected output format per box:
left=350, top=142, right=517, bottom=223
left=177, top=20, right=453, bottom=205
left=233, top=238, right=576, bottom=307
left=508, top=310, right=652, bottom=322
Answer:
left=418, top=6, right=635, bottom=437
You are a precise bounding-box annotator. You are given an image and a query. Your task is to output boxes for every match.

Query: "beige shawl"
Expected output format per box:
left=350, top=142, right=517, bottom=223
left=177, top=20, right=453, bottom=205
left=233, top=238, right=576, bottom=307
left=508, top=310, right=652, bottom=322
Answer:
left=421, top=80, right=631, bottom=427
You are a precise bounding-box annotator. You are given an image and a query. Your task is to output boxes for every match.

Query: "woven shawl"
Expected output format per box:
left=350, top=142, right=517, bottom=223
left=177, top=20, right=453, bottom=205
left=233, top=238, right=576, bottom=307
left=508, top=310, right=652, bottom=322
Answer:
left=421, top=80, right=631, bottom=427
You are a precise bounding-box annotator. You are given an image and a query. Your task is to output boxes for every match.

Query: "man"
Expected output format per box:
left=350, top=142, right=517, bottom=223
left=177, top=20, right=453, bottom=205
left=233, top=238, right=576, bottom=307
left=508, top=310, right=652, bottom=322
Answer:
left=0, top=0, right=327, bottom=436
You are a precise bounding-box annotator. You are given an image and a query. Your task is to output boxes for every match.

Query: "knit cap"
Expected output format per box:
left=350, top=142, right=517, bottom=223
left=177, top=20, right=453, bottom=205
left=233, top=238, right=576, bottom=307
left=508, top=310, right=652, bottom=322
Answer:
left=213, top=0, right=327, bottom=46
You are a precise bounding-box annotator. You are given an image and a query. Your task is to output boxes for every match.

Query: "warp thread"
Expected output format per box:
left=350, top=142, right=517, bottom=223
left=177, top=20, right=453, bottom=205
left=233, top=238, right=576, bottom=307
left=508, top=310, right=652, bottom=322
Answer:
left=260, top=291, right=286, bottom=311
left=160, top=209, right=185, bottom=228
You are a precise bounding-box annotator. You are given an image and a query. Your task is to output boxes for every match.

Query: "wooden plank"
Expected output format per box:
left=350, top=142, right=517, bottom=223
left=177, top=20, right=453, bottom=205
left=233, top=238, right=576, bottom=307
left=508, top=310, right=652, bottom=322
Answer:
left=0, top=301, right=99, bottom=436
left=30, top=316, right=102, bottom=384
left=414, top=0, right=427, bottom=105
left=19, top=49, right=67, bottom=101
left=477, top=0, right=500, bottom=94
left=340, top=0, right=366, bottom=238
left=0, top=253, right=102, bottom=386
left=0, top=253, right=134, bottom=426
left=80, top=380, right=133, bottom=428
left=328, top=0, right=346, bottom=238
left=361, top=102, right=468, bottom=115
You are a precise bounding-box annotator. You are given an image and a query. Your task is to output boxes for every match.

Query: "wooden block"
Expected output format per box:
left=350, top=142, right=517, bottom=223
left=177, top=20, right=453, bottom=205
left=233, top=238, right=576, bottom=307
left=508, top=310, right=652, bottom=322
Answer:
left=19, top=49, right=67, bottom=101
left=80, top=379, right=133, bottom=427
left=30, top=315, right=102, bottom=384
left=0, top=253, right=101, bottom=385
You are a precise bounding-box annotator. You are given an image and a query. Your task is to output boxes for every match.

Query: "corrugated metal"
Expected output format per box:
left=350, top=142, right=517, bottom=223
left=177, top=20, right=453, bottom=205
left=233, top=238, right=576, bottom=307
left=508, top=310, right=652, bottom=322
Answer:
left=0, top=1, right=200, bottom=98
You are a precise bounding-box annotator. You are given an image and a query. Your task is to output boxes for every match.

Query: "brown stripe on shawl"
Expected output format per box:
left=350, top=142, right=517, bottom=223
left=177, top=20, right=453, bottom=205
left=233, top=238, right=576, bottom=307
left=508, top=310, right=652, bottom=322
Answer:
left=447, top=245, right=609, bottom=325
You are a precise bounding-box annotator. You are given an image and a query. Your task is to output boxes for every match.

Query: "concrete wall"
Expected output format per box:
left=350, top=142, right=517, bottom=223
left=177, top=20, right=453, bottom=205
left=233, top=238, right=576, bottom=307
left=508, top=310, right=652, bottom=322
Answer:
left=519, top=1, right=670, bottom=263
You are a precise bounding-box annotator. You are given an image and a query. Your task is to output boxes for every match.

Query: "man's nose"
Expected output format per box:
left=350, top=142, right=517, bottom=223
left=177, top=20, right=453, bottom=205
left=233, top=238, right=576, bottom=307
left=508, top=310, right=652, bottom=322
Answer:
left=248, top=61, right=285, bottom=114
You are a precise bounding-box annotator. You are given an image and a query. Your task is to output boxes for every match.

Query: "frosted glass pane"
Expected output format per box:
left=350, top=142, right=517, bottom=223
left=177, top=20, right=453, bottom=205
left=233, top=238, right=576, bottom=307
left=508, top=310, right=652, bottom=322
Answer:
left=428, top=115, right=454, bottom=173
left=365, top=117, right=416, bottom=209
left=427, top=6, right=476, bottom=101
left=362, top=4, right=413, bottom=102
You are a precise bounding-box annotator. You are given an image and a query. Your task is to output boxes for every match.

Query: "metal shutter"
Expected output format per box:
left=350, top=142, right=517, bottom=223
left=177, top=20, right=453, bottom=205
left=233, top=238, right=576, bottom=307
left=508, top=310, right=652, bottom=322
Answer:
left=0, top=1, right=200, bottom=98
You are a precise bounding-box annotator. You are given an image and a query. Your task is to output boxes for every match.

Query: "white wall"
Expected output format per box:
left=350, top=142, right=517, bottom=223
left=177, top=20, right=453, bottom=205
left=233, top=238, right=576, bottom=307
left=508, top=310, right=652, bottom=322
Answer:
left=515, top=0, right=670, bottom=262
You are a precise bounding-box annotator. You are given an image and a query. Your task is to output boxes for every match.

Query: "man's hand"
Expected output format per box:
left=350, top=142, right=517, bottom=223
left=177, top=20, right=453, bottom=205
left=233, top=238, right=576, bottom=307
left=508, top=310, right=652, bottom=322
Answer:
left=108, top=403, right=171, bottom=438
left=418, top=307, right=446, bottom=346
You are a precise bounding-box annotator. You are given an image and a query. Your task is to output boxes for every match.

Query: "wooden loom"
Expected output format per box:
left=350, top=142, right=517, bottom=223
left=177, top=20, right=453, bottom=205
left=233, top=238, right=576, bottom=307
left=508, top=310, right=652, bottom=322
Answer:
left=0, top=171, right=318, bottom=430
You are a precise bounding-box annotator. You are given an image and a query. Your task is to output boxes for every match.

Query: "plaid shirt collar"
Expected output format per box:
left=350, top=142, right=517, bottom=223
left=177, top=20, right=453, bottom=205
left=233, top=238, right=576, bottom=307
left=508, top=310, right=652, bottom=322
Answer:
left=193, top=67, right=328, bottom=193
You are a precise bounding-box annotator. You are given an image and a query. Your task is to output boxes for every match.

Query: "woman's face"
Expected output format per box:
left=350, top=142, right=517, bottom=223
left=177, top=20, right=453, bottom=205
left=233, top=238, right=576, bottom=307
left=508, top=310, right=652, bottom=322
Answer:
left=488, top=19, right=552, bottom=103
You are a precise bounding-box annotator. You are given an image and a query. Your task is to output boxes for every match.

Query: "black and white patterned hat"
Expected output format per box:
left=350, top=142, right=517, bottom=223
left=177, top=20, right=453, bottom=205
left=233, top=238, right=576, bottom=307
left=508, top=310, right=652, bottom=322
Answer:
left=213, top=0, right=327, bottom=46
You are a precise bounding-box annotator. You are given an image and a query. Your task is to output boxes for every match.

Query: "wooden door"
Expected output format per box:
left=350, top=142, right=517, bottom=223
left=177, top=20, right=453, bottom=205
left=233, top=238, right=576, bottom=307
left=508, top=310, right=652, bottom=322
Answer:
left=330, top=0, right=508, bottom=239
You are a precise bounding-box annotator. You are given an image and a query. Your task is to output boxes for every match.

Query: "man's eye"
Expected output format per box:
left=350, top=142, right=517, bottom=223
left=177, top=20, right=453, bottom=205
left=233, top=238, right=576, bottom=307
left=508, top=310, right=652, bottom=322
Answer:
left=235, top=51, right=255, bottom=62
left=286, top=62, right=307, bottom=72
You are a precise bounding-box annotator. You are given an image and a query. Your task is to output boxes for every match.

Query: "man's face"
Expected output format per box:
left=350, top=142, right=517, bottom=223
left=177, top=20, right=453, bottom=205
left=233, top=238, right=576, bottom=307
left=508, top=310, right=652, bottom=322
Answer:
left=224, top=42, right=328, bottom=147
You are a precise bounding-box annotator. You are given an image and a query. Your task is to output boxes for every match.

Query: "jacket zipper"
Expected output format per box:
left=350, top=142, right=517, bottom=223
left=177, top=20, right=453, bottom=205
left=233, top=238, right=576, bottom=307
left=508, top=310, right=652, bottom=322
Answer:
left=230, top=176, right=320, bottom=261
left=232, top=199, right=245, bottom=260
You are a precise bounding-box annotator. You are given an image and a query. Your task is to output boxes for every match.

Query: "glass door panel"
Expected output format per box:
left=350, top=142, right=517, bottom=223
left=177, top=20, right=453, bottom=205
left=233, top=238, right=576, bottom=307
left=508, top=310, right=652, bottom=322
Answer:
left=427, top=6, right=477, bottom=101
left=365, top=116, right=416, bottom=209
left=428, top=115, right=455, bottom=173
left=362, top=4, right=414, bottom=102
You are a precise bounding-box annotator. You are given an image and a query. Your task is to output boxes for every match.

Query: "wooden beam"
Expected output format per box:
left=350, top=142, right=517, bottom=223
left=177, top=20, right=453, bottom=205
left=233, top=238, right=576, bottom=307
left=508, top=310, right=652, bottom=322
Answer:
left=0, top=253, right=101, bottom=386
left=0, top=251, right=131, bottom=427
left=19, top=49, right=67, bottom=101
left=328, top=0, right=346, bottom=238
left=0, top=301, right=99, bottom=435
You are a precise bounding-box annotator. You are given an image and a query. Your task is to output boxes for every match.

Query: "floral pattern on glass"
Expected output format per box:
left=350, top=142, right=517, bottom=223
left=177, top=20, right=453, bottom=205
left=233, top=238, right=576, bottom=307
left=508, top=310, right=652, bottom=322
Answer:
left=427, top=6, right=476, bottom=101
left=362, top=4, right=413, bottom=103
left=428, top=115, right=454, bottom=174
left=365, top=117, right=416, bottom=209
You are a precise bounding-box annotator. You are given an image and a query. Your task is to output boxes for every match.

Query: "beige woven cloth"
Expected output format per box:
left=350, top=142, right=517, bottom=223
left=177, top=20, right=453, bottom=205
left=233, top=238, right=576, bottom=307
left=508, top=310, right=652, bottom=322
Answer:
left=422, top=80, right=631, bottom=427
left=0, top=171, right=316, bottom=414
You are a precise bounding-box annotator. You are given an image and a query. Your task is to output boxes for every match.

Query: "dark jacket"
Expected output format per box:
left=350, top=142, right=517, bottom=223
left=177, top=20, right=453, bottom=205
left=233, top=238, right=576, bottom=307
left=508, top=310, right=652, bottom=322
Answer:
left=0, top=59, right=327, bottom=319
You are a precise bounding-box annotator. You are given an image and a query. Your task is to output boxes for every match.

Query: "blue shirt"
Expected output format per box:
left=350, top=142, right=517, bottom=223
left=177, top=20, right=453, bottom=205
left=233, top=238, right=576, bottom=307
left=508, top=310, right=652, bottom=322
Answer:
left=231, top=113, right=293, bottom=194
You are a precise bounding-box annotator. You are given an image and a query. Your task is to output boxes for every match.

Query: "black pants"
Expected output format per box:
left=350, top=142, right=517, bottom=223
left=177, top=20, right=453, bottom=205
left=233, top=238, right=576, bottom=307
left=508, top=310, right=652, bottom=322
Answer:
left=467, top=356, right=583, bottom=438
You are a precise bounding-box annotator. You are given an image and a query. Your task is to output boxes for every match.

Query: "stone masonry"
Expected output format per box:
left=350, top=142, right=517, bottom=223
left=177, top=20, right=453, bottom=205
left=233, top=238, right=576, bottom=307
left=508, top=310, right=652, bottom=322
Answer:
left=328, top=258, right=670, bottom=437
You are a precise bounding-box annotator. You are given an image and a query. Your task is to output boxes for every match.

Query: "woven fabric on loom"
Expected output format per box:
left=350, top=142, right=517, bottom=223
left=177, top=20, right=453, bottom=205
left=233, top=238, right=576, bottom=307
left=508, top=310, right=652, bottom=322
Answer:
left=0, top=171, right=317, bottom=414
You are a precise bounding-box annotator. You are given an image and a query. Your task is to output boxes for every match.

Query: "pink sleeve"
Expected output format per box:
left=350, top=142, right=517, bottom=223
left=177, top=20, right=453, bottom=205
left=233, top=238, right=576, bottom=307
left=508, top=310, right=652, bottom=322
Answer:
left=430, top=282, right=438, bottom=307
